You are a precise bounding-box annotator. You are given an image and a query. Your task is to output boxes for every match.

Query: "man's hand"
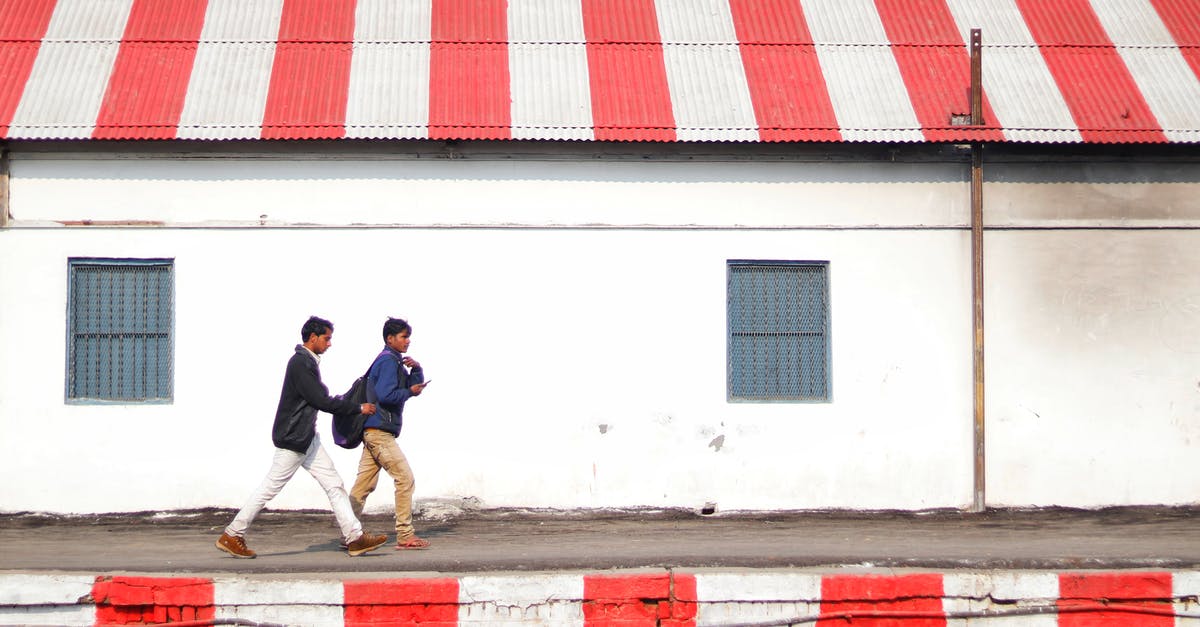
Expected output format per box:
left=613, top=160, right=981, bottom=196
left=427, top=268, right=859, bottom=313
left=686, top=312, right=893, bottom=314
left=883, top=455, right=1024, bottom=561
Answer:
left=402, top=356, right=421, bottom=369
left=360, top=403, right=376, bottom=415
left=410, top=382, right=428, bottom=396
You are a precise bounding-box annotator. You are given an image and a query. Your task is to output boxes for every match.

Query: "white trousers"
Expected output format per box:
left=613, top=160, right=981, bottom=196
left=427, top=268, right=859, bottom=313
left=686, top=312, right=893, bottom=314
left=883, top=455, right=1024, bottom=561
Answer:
left=226, top=434, right=363, bottom=543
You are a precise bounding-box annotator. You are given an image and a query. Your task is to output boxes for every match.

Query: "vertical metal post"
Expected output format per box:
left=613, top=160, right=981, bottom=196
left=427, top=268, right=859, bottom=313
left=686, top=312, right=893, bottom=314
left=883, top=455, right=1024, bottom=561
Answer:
left=969, top=29, right=986, bottom=513
left=0, top=145, right=9, bottom=228
left=970, top=30, right=983, bottom=126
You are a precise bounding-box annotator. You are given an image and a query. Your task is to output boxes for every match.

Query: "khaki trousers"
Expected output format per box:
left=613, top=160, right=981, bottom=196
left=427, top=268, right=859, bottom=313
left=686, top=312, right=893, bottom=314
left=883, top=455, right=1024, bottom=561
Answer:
left=349, top=428, right=416, bottom=541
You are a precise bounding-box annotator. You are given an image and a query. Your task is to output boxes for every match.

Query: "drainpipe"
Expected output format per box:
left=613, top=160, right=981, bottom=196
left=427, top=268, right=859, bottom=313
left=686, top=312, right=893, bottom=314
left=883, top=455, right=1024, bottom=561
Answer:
left=969, top=29, right=986, bottom=513
left=0, top=144, right=9, bottom=228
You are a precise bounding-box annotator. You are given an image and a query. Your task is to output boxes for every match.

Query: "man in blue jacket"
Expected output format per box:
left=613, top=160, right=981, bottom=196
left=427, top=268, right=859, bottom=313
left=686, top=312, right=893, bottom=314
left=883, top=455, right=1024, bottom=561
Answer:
left=350, top=317, right=431, bottom=550
left=216, top=316, right=388, bottom=558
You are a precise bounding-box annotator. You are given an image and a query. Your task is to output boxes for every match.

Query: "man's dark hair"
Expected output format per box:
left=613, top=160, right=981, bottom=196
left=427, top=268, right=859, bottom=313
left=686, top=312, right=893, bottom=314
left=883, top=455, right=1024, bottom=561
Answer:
left=382, top=317, right=411, bottom=340
left=302, top=316, right=333, bottom=341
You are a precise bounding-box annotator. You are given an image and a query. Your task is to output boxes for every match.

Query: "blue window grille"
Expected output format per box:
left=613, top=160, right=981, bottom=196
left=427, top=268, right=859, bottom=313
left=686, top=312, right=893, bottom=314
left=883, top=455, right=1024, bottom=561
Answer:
left=67, top=259, right=174, bottom=403
left=727, top=261, right=830, bottom=402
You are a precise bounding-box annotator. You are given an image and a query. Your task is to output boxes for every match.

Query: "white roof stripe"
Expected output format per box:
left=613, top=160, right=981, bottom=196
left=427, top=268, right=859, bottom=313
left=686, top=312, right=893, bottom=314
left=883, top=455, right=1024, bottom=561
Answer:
left=655, top=0, right=739, bottom=43
left=177, top=0, right=283, bottom=139
left=194, top=0, right=285, bottom=42
left=1089, top=0, right=1180, bottom=46
left=944, top=0, right=1083, bottom=142
left=656, top=0, right=757, bottom=141
left=8, top=42, right=120, bottom=138
left=816, top=43, right=923, bottom=141
left=509, top=43, right=595, bottom=141
left=7, top=0, right=133, bottom=138
left=39, top=0, right=133, bottom=41
left=943, top=0, right=1038, bottom=46
left=354, top=0, right=431, bottom=42
left=177, top=43, right=278, bottom=140
left=802, top=0, right=921, bottom=140
left=1111, top=48, right=1200, bottom=141
left=345, top=43, right=431, bottom=139
left=509, top=0, right=587, bottom=43
left=509, top=1, right=593, bottom=140
left=346, top=0, right=432, bottom=139
left=800, top=0, right=890, bottom=45
left=663, top=44, right=759, bottom=141
left=1091, top=0, right=1200, bottom=140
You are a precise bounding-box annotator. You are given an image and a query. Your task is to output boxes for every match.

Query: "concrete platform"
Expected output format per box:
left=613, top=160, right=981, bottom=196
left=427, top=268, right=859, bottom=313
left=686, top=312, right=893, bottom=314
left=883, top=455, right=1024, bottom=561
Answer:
left=2, top=506, right=1198, bottom=574
left=2, top=507, right=1199, bottom=625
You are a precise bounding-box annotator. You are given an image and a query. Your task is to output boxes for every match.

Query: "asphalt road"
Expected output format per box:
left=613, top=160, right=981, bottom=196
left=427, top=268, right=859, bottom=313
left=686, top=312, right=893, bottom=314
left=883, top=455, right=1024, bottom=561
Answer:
left=1, top=506, right=1197, bottom=575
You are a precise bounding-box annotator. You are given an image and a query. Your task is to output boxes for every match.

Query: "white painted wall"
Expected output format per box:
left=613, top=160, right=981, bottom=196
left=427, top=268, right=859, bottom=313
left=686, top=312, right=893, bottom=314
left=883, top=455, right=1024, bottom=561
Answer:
left=0, top=150, right=1195, bottom=513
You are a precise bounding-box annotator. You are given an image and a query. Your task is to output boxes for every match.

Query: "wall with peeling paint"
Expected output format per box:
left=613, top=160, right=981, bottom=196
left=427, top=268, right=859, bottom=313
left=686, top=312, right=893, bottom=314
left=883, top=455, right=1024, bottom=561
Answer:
left=0, top=147, right=1196, bottom=513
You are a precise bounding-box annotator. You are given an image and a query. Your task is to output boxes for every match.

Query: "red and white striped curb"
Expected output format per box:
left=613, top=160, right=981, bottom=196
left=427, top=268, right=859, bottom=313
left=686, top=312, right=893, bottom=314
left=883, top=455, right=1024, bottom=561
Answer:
left=1, top=570, right=1197, bottom=626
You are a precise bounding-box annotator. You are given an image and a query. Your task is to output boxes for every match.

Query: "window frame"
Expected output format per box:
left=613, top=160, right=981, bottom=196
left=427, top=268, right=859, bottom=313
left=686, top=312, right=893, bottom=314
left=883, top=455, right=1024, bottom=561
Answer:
left=65, top=257, right=175, bottom=405
left=726, top=259, right=831, bottom=404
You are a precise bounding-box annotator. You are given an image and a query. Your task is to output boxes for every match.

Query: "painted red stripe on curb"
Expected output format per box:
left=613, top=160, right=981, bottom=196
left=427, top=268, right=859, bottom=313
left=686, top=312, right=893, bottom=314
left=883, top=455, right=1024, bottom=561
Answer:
left=583, top=572, right=696, bottom=626
left=344, top=578, right=460, bottom=627
left=1058, top=572, right=1174, bottom=626
left=261, top=0, right=356, bottom=140
left=728, top=0, right=841, bottom=142
left=818, top=573, right=946, bottom=626
left=582, top=0, right=676, bottom=142
left=92, top=576, right=214, bottom=625
left=0, top=0, right=56, bottom=137
left=92, top=0, right=209, bottom=139
left=428, top=0, right=510, bottom=140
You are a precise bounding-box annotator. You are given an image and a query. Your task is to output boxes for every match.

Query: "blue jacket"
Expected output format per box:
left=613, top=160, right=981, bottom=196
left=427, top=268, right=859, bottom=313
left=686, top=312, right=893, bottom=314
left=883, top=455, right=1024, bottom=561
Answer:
left=365, top=346, right=423, bottom=435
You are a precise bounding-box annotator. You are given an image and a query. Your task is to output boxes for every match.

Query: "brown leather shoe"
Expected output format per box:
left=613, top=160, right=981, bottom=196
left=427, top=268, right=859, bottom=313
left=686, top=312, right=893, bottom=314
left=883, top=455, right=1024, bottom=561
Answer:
left=215, top=532, right=256, bottom=559
left=346, top=532, right=387, bottom=556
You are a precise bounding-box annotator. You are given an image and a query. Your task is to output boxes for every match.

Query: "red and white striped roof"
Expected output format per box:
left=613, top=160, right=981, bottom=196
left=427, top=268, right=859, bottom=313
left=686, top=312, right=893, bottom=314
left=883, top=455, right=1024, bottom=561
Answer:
left=1, top=0, right=1198, bottom=143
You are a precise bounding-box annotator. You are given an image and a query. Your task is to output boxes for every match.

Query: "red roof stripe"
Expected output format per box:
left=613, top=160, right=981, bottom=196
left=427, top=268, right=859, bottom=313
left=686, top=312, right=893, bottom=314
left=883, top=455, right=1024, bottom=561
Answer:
left=875, top=0, right=1003, bottom=142
left=728, top=0, right=815, bottom=44
left=729, top=0, right=840, bottom=142
left=1018, top=0, right=1168, bottom=143
left=429, top=0, right=510, bottom=140
left=277, top=0, right=355, bottom=42
left=0, top=0, right=57, bottom=40
left=431, top=0, right=506, bottom=43
left=0, top=0, right=55, bottom=136
left=92, top=0, right=209, bottom=140
left=1150, top=0, right=1200, bottom=82
left=262, top=0, right=356, bottom=139
left=583, top=0, right=675, bottom=141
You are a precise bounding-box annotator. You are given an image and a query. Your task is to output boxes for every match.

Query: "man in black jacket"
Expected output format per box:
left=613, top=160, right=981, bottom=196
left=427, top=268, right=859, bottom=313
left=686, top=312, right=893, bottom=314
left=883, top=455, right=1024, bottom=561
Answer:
left=216, top=316, right=388, bottom=558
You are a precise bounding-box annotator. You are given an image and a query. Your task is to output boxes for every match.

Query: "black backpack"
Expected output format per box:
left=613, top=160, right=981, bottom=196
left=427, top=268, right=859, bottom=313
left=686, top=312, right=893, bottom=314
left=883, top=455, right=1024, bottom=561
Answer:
left=331, top=366, right=374, bottom=449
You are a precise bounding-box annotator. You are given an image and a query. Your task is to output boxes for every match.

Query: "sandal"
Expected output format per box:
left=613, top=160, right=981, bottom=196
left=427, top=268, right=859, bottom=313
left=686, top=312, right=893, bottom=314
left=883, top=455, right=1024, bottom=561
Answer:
left=396, top=536, right=431, bottom=550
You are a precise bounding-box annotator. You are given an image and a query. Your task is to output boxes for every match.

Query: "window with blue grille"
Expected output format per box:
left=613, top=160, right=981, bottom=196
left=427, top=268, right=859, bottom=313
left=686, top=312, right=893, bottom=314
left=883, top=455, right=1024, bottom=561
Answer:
left=67, top=259, right=174, bottom=403
left=727, top=261, right=830, bottom=402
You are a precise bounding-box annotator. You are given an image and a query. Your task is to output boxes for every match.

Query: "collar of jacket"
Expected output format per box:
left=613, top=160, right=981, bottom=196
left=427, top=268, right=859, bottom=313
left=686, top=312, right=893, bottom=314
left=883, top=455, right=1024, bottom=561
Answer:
left=296, top=344, right=320, bottom=364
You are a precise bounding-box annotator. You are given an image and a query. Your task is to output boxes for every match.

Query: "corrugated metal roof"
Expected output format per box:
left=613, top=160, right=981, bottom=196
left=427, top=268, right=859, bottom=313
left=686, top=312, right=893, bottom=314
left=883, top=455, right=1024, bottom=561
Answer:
left=0, top=0, right=1197, bottom=143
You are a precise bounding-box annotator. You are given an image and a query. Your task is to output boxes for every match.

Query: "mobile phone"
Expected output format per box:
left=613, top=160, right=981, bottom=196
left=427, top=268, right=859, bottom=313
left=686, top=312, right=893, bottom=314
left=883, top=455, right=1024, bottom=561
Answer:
left=419, top=380, right=432, bottom=386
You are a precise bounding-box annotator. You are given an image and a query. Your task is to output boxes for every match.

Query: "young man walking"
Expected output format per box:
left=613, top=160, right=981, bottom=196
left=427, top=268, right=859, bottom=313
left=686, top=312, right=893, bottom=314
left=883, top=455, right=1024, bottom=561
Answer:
left=216, top=316, right=388, bottom=558
left=350, top=317, right=431, bottom=550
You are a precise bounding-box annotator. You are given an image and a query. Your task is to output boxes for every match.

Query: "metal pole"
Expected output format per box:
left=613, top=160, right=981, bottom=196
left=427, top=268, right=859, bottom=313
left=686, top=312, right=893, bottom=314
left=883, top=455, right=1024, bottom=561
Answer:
left=969, top=29, right=986, bottom=513
left=0, top=145, right=9, bottom=228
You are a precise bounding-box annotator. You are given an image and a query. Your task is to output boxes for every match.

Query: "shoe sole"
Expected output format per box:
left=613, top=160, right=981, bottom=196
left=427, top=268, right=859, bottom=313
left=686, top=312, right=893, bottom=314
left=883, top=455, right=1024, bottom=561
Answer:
left=347, top=537, right=387, bottom=557
left=214, top=539, right=256, bottom=559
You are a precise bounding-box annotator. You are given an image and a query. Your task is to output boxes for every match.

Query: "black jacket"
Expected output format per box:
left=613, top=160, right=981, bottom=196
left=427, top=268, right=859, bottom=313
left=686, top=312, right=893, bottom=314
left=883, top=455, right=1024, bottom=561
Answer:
left=271, top=345, right=360, bottom=453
